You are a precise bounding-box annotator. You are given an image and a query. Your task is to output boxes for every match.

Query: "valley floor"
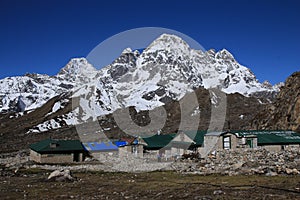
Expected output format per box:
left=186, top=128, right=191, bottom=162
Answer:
left=1, top=169, right=300, bottom=200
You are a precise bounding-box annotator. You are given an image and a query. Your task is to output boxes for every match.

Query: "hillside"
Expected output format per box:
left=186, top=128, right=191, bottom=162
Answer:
left=251, top=71, right=300, bottom=132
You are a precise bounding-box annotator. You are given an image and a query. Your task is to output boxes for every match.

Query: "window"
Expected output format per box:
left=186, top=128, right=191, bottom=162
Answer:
left=50, top=143, right=58, bottom=148
left=223, top=136, right=231, bottom=149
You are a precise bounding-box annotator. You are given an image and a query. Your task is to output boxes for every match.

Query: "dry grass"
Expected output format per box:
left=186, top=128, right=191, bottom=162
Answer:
left=1, top=169, right=300, bottom=199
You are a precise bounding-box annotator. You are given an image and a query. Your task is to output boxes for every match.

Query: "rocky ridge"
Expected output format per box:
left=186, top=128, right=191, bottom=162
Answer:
left=252, top=71, right=300, bottom=132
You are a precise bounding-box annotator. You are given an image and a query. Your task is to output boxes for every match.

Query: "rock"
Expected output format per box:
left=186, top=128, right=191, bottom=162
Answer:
left=48, top=169, right=75, bottom=181
left=194, top=196, right=212, bottom=200
left=292, top=168, right=299, bottom=175
left=213, top=190, right=225, bottom=195
left=286, top=168, right=293, bottom=175
left=266, top=171, right=278, bottom=176
left=232, top=161, right=244, bottom=170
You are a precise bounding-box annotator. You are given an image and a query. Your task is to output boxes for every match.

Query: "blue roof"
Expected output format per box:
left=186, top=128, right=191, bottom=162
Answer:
left=132, top=139, right=138, bottom=145
left=113, top=139, right=139, bottom=147
left=114, top=141, right=127, bottom=147
left=83, top=141, right=118, bottom=152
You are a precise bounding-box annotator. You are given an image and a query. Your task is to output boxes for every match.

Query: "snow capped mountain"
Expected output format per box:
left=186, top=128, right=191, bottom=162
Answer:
left=0, top=74, right=65, bottom=112
left=57, top=57, right=98, bottom=83
left=145, top=33, right=191, bottom=56
left=0, top=58, right=97, bottom=113
left=0, top=34, right=280, bottom=121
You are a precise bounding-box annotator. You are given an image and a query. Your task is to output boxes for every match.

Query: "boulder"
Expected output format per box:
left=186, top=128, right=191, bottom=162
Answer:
left=48, top=169, right=75, bottom=181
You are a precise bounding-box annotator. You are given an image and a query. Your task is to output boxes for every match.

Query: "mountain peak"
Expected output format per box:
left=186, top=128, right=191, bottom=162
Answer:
left=215, top=49, right=235, bottom=60
left=145, top=34, right=190, bottom=54
left=57, top=57, right=97, bottom=82
left=157, top=33, right=186, bottom=42
left=58, top=58, right=97, bottom=76
left=121, top=48, right=132, bottom=54
left=205, top=49, right=216, bottom=57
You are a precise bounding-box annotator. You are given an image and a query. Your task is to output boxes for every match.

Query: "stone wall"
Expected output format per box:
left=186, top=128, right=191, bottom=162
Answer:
left=201, top=134, right=239, bottom=157
left=284, top=144, right=300, bottom=150
left=92, top=151, right=118, bottom=161
left=40, top=154, right=74, bottom=163
left=262, top=145, right=282, bottom=152
left=261, top=144, right=300, bottom=152
left=118, top=145, right=143, bottom=158
left=30, top=151, right=84, bottom=163
left=29, top=150, right=41, bottom=163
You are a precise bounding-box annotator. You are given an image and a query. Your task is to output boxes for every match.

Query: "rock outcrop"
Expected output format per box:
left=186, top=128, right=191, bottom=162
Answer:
left=251, top=72, right=300, bottom=132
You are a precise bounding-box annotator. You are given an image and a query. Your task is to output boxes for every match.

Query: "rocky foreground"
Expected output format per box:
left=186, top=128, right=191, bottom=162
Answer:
left=1, top=167, right=300, bottom=199
left=1, top=149, right=300, bottom=199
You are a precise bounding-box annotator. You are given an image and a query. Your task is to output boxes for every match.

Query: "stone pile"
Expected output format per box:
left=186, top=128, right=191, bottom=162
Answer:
left=28, top=156, right=173, bottom=173
left=0, top=150, right=29, bottom=168
left=86, top=156, right=172, bottom=172
left=173, top=148, right=300, bottom=176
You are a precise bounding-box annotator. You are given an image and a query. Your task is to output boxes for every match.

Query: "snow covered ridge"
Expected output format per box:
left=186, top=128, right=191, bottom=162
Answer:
left=0, top=34, right=281, bottom=116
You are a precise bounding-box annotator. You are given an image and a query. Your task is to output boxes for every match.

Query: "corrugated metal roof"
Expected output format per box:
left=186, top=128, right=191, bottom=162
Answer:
left=113, top=141, right=127, bottom=147
left=205, top=131, right=226, bottom=136
left=231, top=130, right=300, bottom=145
left=30, top=139, right=85, bottom=153
left=184, top=130, right=206, bottom=146
left=83, top=141, right=118, bottom=152
left=142, top=131, right=207, bottom=149
left=170, top=141, right=195, bottom=149
left=141, top=130, right=300, bottom=150
left=112, top=139, right=139, bottom=147
left=142, top=134, right=176, bottom=150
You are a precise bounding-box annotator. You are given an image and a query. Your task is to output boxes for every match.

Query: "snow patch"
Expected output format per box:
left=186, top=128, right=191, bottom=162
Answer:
left=191, top=106, right=200, bottom=116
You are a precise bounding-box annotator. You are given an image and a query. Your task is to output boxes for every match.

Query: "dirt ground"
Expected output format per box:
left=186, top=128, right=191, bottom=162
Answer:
left=1, top=168, right=300, bottom=200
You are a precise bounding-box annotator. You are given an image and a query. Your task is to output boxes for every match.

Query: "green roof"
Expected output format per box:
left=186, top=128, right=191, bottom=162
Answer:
left=142, top=131, right=207, bottom=149
left=142, top=130, right=300, bottom=149
left=184, top=130, right=207, bottom=146
left=142, top=134, right=176, bottom=150
left=231, top=130, right=300, bottom=145
left=30, top=139, right=85, bottom=153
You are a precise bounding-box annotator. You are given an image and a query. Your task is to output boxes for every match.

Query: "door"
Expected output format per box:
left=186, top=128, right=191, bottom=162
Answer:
left=73, top=153, right=80, bottom=162
left=223, top=136, right=231, bottom=150
left=132, top=145, right=138, bottom=156
left=246, top=139, right=253, bottom=148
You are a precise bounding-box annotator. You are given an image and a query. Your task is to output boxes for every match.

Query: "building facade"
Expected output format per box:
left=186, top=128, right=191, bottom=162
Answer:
left=30, top=139, right=86, bottom=163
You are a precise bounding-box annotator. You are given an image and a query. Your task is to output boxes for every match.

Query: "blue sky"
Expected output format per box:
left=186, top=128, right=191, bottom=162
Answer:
left=0, top=0, right=299, bottom=84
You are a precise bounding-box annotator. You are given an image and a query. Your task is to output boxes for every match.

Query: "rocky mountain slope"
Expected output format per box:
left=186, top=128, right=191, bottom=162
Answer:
left=0, top=34, right=290, bottom=152
left=251, top=72, right=300, bottom=132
